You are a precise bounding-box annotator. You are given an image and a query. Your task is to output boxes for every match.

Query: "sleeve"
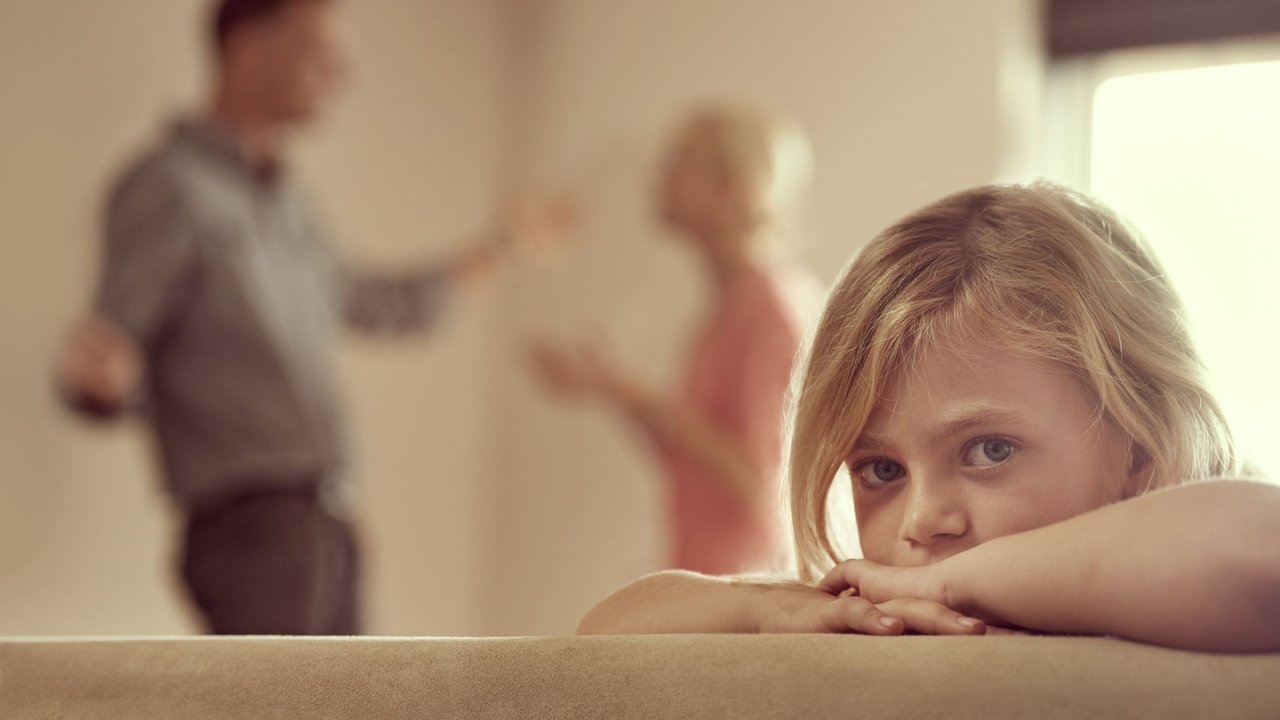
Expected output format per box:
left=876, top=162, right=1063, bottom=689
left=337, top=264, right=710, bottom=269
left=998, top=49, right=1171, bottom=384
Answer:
left=337, top=263, right=452, bottom=336
left=297, top=192, right=453, bottom=337
left=93, top=167, right=200, bottom=348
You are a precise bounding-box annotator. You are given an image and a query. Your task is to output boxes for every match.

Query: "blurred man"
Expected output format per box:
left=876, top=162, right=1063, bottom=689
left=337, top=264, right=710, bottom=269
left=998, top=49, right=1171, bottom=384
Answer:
left=56, top=0, right=562, bottom=634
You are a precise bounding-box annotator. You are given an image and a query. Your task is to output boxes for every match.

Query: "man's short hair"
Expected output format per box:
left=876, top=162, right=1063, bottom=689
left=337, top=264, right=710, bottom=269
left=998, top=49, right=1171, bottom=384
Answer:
left=211, top=0, right=320, bottom=55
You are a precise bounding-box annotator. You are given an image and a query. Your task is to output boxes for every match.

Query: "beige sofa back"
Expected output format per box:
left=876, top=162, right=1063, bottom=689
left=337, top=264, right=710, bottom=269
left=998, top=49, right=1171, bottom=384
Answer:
left=3, top=635, right=1279, bottom=719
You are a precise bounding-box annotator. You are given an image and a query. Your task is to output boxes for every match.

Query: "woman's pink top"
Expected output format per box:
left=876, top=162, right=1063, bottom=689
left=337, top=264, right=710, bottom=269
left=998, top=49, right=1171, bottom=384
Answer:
left=661, top=263, right=816, bottom=575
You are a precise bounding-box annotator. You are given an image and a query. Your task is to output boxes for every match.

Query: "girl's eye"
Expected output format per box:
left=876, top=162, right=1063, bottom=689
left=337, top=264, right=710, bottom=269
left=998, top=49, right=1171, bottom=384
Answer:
left=965, top=438, right=1015, bottom=467
left=855, top=459, right=906, bottom=488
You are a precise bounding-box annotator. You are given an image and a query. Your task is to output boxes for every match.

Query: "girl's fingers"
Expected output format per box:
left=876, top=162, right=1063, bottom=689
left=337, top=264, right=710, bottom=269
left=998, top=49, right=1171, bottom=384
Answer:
left=817, top=559, right=867, bottom=595
left=983, top=625, right=1034, bottom=636
left=875, top=598, right=985, bottom=636
left=818, top=596, right=904, bottom=635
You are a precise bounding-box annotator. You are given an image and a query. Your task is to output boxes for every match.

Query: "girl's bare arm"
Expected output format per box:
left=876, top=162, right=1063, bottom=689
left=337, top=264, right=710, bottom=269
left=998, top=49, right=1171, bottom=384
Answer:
left=827, top=480, right=1280, bottom=651
left=577, top=570, right=988, bottom=638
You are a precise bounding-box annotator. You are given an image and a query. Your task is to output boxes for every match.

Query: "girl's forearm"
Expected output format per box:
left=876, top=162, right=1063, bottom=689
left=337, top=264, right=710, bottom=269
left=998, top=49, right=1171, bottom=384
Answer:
left=577, top=571, right=766, bottom=635
left=943, top=480, right=1280, bottom=651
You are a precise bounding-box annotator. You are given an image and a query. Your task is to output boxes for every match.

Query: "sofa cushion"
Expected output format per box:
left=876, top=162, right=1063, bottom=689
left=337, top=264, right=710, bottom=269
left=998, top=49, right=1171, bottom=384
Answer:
left=3, top=634, right=1279, bottom=719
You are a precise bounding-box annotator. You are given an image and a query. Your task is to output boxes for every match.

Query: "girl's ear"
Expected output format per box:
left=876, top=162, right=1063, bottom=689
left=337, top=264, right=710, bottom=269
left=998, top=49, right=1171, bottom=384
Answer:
left=1122, top=443, right=1153, bottom=499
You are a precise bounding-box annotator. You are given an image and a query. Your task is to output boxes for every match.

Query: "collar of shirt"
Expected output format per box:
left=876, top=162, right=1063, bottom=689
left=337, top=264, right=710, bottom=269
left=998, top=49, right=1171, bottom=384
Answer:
left=172, top=118, right=288, bottom=187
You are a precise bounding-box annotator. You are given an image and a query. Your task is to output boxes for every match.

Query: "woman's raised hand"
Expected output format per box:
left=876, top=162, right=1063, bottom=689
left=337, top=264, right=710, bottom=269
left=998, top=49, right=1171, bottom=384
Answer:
left=529, top=340, right=617, bottom=399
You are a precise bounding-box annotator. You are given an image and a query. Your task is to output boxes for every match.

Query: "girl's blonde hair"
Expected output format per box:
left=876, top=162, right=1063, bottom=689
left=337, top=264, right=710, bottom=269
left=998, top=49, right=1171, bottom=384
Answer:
left=788, top=181, right=1240, bottom=580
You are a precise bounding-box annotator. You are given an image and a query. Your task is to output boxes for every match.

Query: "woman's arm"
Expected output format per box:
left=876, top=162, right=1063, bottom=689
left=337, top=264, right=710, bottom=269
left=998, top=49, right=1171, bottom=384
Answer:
left=608, top=381, right=766, bottom=507
left=530, top=343, right=767, bottom=506
left=613, top=310, right=798, bottom=507
left=826, top=480, right=1280, bottom=651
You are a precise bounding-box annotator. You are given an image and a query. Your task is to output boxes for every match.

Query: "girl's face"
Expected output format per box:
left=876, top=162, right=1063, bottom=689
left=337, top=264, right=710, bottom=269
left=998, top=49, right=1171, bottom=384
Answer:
left=845, top=338, right=1144, bottom=567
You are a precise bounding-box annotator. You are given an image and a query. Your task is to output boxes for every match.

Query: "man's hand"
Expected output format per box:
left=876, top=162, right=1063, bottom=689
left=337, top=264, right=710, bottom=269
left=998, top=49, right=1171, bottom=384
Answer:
left=56, top=314, right=144, bottom=419
left=502, top=193, right=581, bottom=256
left=453, top=193, right=583, bottom=286
left=755, top=580, right=987, bottom=636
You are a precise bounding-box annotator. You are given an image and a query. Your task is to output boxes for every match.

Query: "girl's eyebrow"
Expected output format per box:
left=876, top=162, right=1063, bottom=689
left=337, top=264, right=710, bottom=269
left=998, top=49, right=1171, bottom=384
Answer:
left=926, top=406, right=1028, bottom=445
left=852, top=405, right=1028, bottom=451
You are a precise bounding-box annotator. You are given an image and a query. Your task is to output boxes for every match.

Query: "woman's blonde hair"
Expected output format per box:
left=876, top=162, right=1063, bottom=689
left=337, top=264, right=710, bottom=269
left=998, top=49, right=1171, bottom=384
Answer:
left=680, top=103, right=813, bottom=228
left=788, top=181, right=1240, bottom=580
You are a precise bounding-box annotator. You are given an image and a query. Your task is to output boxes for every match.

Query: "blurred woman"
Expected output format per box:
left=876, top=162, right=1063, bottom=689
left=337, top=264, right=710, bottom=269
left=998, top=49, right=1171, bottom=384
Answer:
left=533, top=104, right=822, bottom=575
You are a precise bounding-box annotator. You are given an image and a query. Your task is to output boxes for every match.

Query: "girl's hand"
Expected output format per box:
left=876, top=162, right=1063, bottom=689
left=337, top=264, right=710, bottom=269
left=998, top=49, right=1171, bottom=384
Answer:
left=754, top=581, right=986, bottom=636
left=817, top=558, right=1026, bottom=634
left=818, top=559, right=951, bottom=608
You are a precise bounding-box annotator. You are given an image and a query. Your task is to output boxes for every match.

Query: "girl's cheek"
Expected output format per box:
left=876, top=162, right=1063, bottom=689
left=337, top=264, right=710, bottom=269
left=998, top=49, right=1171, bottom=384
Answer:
left=854, top=508, right=898, bottom=563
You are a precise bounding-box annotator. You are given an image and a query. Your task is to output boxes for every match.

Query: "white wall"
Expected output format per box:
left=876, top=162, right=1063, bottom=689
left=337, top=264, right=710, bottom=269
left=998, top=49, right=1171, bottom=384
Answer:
left=0, top=0, right=1042, bottom=638
left=300, top=0, right=515, bottom=638
left=0, top=0, right=513, bottom=636
left=0, top=0, right=207, bottom=636
left=488, top=0, right=1044, bottom=635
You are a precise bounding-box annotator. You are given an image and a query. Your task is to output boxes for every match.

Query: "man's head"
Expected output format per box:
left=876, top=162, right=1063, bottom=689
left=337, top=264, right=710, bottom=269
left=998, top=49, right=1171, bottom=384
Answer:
left=211, top=0, right=348, bottom=126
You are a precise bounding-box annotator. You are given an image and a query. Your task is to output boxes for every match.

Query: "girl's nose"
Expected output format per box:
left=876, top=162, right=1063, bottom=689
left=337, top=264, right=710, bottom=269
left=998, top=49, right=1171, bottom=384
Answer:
left=898, top=475, right=969, bottom=548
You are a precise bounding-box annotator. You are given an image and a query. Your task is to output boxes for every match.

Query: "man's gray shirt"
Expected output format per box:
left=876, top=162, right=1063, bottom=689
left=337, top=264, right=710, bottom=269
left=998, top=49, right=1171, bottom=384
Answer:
left=95, top=120, right=448, bottom=513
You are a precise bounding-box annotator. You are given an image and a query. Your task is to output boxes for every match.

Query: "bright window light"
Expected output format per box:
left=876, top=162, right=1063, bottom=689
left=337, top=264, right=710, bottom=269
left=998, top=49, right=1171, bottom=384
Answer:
left=1090, top=58, right=1280, bottom=479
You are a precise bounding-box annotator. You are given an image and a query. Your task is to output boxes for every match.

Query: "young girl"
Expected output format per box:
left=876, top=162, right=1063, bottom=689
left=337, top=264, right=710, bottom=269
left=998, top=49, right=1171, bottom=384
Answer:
left=533, top=105, right=822, bottom=575
left=577, top=181, right=1280, bottom=652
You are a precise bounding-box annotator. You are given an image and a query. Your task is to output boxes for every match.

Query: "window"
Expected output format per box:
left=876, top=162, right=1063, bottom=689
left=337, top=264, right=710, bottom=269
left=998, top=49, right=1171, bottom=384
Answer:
left=1051, top=39, right=1280, bottom=479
